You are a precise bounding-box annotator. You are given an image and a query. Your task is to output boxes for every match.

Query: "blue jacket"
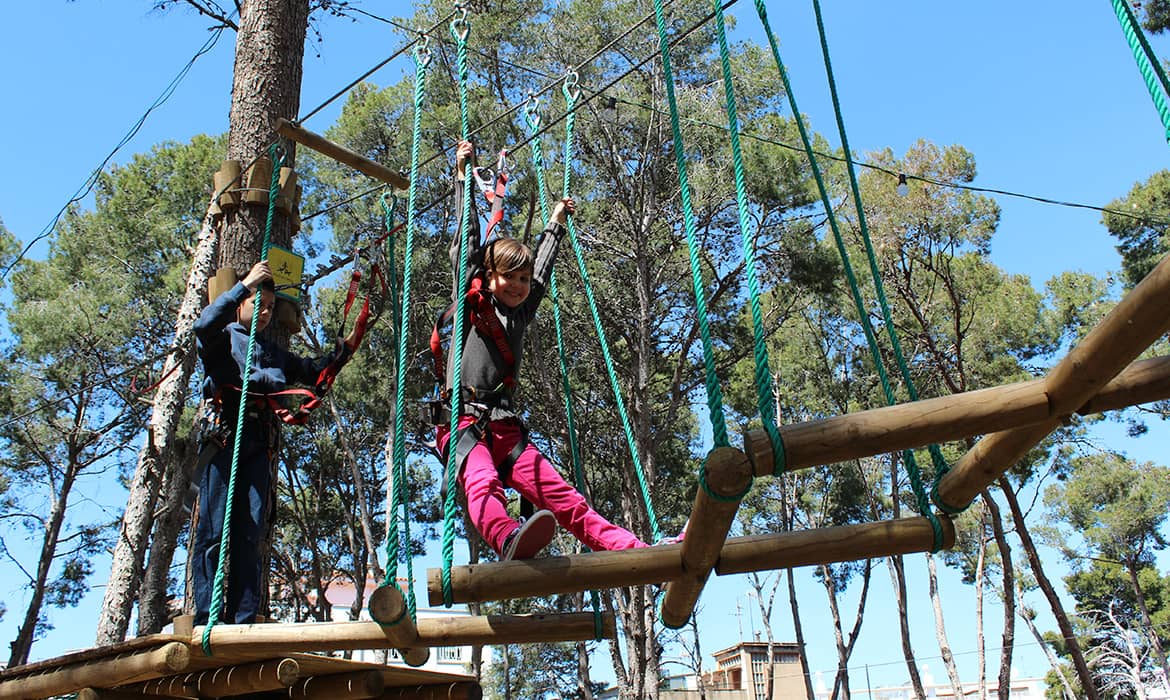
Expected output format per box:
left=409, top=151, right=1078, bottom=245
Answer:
left=195, top=281, right=346, bottom=411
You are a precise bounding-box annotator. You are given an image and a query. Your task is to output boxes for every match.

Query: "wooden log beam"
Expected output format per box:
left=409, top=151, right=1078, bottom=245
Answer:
left=428, top=543, right=684, bottom=605
left=378, top=682, right=483, bottom=700
left=193, top=612, right=615, bottom=656
left=80, top=690, right=179, bottom=700
left=289, top=670, right=384, bottom=700
left=368, top=585, right=429, bottom=667
left=133, top=657, right=300, bottom=698
left=273, top=117, right=409, bottom=190
left=936, top=253, right=1170, bottom=511
left=661, top=446, right=752, bottom=629
left=716, top=516, right=955, bottom=576
left=0, top=642, right=190, bottom=700
left=742, top=354, right=1170, bottom=478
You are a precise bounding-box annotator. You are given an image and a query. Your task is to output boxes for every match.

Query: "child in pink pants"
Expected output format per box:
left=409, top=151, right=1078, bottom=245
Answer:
left=438, top=140, right=646, bottom=559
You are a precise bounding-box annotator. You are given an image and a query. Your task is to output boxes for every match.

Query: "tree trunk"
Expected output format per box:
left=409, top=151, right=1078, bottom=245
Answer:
left=99, top=200, right=219, bottom=644
left=1125, top=558, right=1170, bottom=683
left=887, top=554, right=925, bottom=700
left=787, top=568, right=815, bottom=700
left=138, top=438, right=199, bottom=635
left=996, top=476, right=1099, bottom=700
left=1016, top=580, right=1076, bottom=700
left=980, top=491, right=1015, bottom=700
left=219, top=0, right=311, bottom=619
left=926, top=552, right=964, bottom=697
left=9, top=460, right=80, bottom=666
left=976, top=504, right=988, bottom=700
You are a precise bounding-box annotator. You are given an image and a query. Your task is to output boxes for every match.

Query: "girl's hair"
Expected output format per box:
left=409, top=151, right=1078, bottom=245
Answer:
left=484, top=237, right=534, bottom=274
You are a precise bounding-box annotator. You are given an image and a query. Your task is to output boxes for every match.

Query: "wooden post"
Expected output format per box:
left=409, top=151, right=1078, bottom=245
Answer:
left=716, top=516, right=955, bottom=575
left=242, top=157, right=273, bottom=205
left=936, top=253, right=1170, bottom=511
left=367, top=585, right=428, bottom=667
left=274, top=118, right=409, bottom=190
left=212, top=160, right=242, bottom=212
left=288, top=670, right=384, bottom=700
left=742, top=354, right=1170, bottom=478
left=193, top=612, right=616, bottom=656
left=661, top=446, right=752, bottom=629
left=427, top=544, right=685, bottom=605
left=0, top=642, right=191, bottom=700
left=378, top=682, right=483, bottom=700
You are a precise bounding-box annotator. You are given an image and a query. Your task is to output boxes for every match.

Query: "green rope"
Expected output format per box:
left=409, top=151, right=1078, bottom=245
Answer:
left=649, top=0, right=730, bottom=450
left=751, top=0, right=945, bottom=546
left=1111, top=0, right=1170, bottom=143
left=809, top=0, right=946, bottom=546
left=384, top=35, right=430, bottom=624
left=440, top=10, right=473, bottom=607
left=711, top=0, right=783, bottom=478
left=524, top=88, right=602, bottom=639
left=557, top=81, right=663, bottom=545
left=202, top=143, right=284, bottom=655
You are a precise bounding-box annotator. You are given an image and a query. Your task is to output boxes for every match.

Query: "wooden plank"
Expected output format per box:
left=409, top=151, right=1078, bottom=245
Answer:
left=0, top=642, right=190, bottom=700
left=289, top=670, right=384, bottom=700
left=274, top=118, right=409, bottom=189
left=0, top=634, right=183, bottom=680
left=378, top=682, right=483, bottom=700
left=742, top=354, right=1170, bottom=478
left=936, top=252, right=1170, bottom=511
left=193, top=612, right=615, bottom=656
left=661, top=446, right=752, bottom=629
left=127, top=657, right=300, bottom=698
left=427, top=545, right=684, bottom=606
left=715, top=516, right=955, bottom=576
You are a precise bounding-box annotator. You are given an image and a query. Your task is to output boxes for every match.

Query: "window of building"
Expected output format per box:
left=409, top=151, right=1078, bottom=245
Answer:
left=437, top=646, right=463, bottom=663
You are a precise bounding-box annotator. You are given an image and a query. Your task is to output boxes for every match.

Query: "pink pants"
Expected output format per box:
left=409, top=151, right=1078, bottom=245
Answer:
left=437, top=416, right=646, bottom=555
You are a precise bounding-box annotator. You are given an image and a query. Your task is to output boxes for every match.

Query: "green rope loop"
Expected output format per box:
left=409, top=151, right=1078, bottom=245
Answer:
left=649, top=0, right=730, bottom=450
left=383, top=36, right=430, bottom=623
left=559, top=83, right=663, bottom=544
left=1111, top=0, right=1170, bottom=143
left=202, top=144, right=285, bottom=656
left=930, top=481, right=965, bottom=516
left=808, top=0, right=947, bottom=545
left=441, top=11, right=473, bottom=607
left=711, top=0, right=783, bottom=477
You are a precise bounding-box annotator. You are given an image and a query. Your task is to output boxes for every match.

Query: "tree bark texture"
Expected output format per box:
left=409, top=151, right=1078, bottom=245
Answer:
left=926, top=552, right=965, bottom=698
left=997, top=476, right=1099, bottom=700
left=138, top=438, right=199, bottom=635
left=981, top=491, right=1015, bottom=700
left=96, top=199, right=219, bottom=646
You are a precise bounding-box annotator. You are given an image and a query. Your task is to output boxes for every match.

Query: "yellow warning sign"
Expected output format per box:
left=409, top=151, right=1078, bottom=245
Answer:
left=267, top=245, right=304, bottom=302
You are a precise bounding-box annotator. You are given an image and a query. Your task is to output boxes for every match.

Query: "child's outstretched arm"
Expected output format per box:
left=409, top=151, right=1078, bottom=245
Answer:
left=532, top=197, right=575, bottom=289
left=449, top=140, right=483, bottom=299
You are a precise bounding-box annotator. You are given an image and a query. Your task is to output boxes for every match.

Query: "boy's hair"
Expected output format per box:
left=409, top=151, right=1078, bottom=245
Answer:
left=483, top=237, right=534, bottom=274
left=259, top=279, right=276, bottom=293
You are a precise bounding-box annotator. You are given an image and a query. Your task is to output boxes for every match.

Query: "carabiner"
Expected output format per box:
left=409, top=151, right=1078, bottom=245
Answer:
left=450, top=4, right=471, bottom=41
left=562, top=71, right=581, bottom=103
left=414, top=31, right=433, bottom=67
left=525, top=92, right=543, bottom=130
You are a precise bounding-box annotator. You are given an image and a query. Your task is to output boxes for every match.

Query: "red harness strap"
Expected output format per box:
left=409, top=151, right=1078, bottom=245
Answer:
left=472, top=149, right=510, bottom=241
left=429, top=276, right=516, bottom=393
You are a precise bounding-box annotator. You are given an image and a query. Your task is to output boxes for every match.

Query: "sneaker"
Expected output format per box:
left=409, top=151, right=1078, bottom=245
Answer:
left=502, top=509, right=556, bottom=560
left=654, top=518, right=689, bottom=546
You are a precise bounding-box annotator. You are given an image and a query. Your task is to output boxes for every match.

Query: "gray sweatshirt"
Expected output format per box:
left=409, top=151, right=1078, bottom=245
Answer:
left=445, top=181, right=566, bottom=420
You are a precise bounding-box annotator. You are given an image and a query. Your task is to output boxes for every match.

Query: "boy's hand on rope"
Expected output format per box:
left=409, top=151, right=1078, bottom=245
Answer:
left=455, top=140, right=475, bottom=180
left=552, top=197, right=575, bottom=225
left=242, top=260, right=273, bottom=291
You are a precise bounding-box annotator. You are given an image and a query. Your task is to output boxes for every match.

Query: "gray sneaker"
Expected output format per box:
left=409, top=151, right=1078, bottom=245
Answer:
left=502, top=509, right=556, bottom=560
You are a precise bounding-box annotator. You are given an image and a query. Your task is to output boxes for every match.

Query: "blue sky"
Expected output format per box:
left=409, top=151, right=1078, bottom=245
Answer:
left=2, top=0, right=1169, bottom=693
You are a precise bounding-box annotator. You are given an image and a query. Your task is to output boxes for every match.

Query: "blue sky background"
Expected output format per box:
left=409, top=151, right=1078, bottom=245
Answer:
left=2, top=0, right=1169, bottom=693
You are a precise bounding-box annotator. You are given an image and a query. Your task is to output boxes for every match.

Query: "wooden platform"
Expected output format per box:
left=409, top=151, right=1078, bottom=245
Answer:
left=0, top=632, right=480, bottom=700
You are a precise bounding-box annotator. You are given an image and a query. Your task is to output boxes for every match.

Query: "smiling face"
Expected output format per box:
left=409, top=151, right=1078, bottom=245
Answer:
left=484, top=238, right=535, bottom=308
left=487, top=267, right=533, bottom=308
left=238, top=288, right=275, bottom=331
